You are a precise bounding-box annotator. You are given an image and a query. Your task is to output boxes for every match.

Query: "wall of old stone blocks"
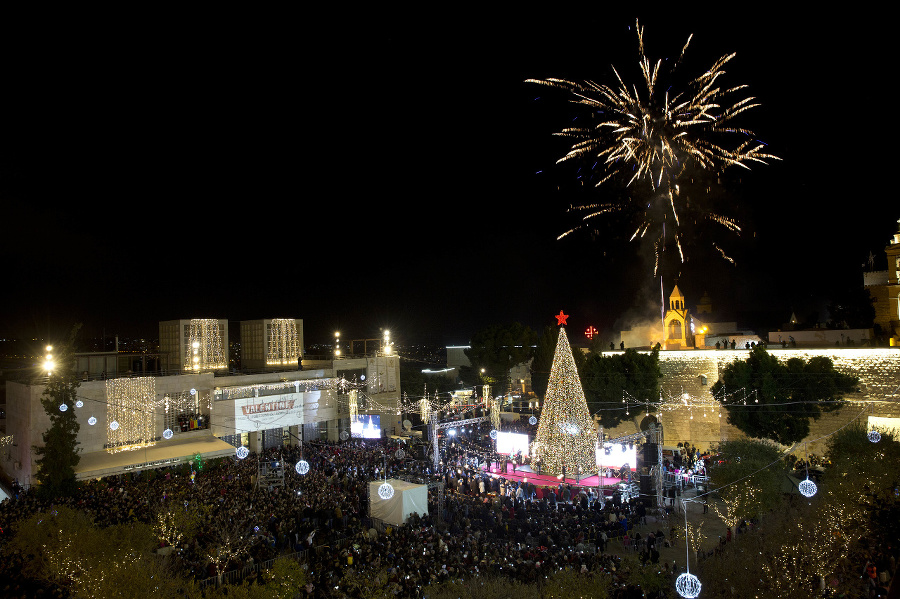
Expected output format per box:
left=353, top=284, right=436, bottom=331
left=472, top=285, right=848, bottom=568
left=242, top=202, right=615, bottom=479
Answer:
left=604, top=349, right=900, bottom=455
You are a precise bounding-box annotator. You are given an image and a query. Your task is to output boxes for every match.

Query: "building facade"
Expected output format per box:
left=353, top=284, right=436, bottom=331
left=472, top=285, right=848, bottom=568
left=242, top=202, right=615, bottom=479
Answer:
left=159, top=319, right=229, bottom=373
left=239, top=318, right=304, bottom=370
left=2, top=321, right=400, bottom=488
left=864, top=219, right=900, bottom=346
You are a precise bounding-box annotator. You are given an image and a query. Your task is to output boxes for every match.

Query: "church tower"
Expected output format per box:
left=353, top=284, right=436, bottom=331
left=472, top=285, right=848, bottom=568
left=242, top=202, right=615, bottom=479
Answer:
left=863, top=219, right=900, bottom=346
left=664, top=285, right=692, bottom=349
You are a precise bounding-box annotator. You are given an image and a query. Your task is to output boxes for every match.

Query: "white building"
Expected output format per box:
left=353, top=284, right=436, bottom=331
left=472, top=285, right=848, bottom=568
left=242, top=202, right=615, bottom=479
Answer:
left=2, top=320, right=400, bottom=488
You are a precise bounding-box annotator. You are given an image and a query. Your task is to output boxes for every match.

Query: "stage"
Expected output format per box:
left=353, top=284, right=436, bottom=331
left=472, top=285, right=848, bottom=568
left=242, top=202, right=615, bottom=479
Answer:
left=482, top=462, right=624, bottom=489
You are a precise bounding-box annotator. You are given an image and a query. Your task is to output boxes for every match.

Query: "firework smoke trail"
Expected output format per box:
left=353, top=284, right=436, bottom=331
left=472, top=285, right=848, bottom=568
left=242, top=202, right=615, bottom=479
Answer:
left=529, top=19, right=778, bottom=274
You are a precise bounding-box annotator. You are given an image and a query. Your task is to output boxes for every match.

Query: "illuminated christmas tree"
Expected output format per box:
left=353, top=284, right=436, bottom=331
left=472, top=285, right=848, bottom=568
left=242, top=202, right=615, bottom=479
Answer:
left=533, top=314, right=597, bottom=477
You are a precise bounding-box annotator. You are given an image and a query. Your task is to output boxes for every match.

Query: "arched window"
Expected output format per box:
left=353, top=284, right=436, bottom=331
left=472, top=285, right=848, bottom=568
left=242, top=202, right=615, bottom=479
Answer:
left=668, top=320, right=682, bottom=340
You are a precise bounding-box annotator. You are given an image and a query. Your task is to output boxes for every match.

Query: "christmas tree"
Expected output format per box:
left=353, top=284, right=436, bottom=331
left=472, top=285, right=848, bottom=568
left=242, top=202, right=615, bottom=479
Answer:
left=533, top=319, right=597, bottom=477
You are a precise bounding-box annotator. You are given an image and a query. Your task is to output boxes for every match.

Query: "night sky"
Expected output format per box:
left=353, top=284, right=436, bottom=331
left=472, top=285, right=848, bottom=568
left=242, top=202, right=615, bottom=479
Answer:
left=0, top=9, right=895, bottom=349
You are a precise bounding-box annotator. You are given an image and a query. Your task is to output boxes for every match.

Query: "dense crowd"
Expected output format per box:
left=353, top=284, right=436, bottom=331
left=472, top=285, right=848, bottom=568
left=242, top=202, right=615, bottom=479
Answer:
left=0, top=431, right=676, bottom=598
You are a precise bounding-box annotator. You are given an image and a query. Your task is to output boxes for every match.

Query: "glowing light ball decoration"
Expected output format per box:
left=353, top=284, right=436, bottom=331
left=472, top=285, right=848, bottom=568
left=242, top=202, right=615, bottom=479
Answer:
left=88, top=416, right=97, bottom=426
left=59, top=403, right=68, bottom=412
left=109, top=420, right=120, bottom=430
left=490, top=429, right=498, bottom=440
left=676, top=572, right=702, bottom=598
left=799, top=477, right=818, bottom=498
left=163, top=428, right=174, bottom=440
left=868, top=430, right=882, bottom=443
left=295, top=459, right=310, bottom=475
left=378, top=481, right=395, bottom=500
left=395, top=449, right=405, bottom=459
left=235, top=446, right=250, bottom=460
left=529, top=416, right=537, bottom=426
left=75, top=400, right=83, bottom=408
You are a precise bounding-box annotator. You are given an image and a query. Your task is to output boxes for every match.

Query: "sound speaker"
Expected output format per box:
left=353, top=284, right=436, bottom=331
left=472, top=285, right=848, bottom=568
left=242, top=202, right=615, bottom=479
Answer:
left=640, top=474, right=654, bottom=496
left=643, top=443, right=658, bottom=465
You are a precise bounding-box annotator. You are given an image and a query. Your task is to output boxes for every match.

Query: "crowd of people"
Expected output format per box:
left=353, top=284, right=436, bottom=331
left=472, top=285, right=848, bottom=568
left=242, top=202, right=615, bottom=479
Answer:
left=0, top=432, right=677, bottom=598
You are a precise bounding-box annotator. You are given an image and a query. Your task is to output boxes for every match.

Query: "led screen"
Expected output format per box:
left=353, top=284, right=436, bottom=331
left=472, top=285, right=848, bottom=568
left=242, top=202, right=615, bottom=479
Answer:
left=495, top=431, right=530, bottom=457
left=595, top=442, right=636, bottom=470
left=351, top=414, right=381, bottom=439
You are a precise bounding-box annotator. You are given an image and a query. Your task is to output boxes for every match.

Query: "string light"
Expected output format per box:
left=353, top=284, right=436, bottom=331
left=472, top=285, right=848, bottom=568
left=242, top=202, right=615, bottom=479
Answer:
left=267, top=318, right=301, bottom=366
left=533, top=325, right=597, bottom=476
left=105, top=377, right=156, bottom=452
left=187, top=319, right=227, bottom=371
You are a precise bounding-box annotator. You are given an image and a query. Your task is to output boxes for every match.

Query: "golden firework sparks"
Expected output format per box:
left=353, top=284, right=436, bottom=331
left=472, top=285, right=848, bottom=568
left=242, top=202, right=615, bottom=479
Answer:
left=529, top=19, right=778, bottom=274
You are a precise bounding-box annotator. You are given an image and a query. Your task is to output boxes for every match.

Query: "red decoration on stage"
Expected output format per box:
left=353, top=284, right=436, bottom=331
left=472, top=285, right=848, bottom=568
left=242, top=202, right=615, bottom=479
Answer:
left=554, top=310, right=569, bottom=326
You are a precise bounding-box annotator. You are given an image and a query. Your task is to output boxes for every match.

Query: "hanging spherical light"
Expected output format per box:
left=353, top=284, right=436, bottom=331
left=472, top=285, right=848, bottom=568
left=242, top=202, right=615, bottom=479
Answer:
left=59, top=403, right=68, bottom=412
left=489, top=430, right=498, bottom=440
left=75, top=400, right=83, bottom=408
left=235, top=446, right=249, bottom=460
left=378, top=482, right=395, bottom=500
left=109, top=420, right=119, bottom=430
left=529, top=416, right=538, bottom=426
left=798, top=477, right=818, bottom=498
left=163, top=428, right=174, bottom=440
left=675, top=572, right=702, bottom=598
left=295, top=460, right=310, bottom=475
left=395, top=449, right=405, bottom=459
left=88, top=416, right=97, bottom=426
left=868, top=430, right=881, bottom=443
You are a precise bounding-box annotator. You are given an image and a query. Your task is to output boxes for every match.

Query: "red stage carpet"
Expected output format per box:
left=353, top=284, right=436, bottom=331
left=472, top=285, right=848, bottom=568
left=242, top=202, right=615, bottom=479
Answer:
left=482, top=462, right=623, bottom=489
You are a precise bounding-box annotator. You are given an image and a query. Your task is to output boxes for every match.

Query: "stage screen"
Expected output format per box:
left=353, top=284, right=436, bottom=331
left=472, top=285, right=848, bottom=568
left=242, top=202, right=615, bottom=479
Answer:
left=596, top=442, right=636, bottom=471
left=495, top=431, right=529, bottom=457
left=351, top=414, right=381, bottom=439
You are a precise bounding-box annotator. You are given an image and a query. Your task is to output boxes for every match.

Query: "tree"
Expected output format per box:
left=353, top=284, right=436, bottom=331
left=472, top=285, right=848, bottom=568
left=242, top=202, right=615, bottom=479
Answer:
left=530, top=325, right=586, bottom=399
left=580, top=346, right=661, bottom=429
left=708, top=438, right=785, bottom=526
left=711, top=346, right=858, bottom=445
left=5, top=506, right=188, bottom=598
left=33, top=324, right=83, bottom=499
left=532, top=326, right=596, bottom=476
left=459, top=323, right=538, bottom=389
left=700, top=425, right=899, bottom=598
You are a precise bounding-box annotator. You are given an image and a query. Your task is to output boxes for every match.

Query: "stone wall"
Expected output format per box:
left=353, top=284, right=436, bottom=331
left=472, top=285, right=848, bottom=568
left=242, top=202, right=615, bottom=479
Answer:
left=605, top=348, right=900, bottom=455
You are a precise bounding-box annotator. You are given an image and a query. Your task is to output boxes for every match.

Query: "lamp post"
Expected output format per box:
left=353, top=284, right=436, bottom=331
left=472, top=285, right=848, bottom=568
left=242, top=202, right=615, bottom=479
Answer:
left=43, top=345, right=55, bottom=375
left=334, top=332, right=341, bottom=359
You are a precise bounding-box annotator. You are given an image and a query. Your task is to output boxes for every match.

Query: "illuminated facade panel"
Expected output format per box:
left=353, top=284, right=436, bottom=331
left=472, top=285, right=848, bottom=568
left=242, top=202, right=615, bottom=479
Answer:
left=240, top=318, right=303, bottom=370
left=159, top=319, right=229, bottom=372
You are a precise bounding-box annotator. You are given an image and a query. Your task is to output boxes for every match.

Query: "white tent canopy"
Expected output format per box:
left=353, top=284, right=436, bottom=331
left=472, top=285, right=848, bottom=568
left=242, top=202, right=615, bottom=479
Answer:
left=368, top=478, right=428, bottom=526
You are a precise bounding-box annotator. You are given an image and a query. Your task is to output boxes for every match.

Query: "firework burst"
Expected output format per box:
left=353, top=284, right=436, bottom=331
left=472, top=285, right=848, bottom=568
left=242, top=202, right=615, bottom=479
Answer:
left=528, top=19, right=778, bottom=274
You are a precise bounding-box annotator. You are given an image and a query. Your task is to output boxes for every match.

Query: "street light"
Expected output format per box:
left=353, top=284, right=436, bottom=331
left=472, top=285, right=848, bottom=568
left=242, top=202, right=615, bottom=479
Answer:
left=334, top=332, right=341, bottom=358
left=382, top=329, right=392, bottom=356
left=43, top=345, right=55, bottom=373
